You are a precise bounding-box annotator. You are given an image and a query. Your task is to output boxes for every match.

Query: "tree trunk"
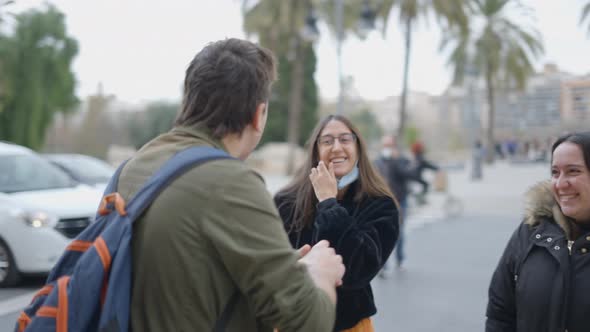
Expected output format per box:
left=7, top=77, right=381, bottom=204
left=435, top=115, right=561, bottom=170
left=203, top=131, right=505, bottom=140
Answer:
left=285, top=0, right=305, bottom=175
left=397, top=17, right=412, bottom=143
left=485, top=65, right=496, bottom=164
left=285, top=39, right=306, bottom=175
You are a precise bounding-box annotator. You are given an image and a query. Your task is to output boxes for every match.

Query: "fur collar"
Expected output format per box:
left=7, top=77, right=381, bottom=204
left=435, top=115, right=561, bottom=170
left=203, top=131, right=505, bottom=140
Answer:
left=524, top=180, right=574, bottom=239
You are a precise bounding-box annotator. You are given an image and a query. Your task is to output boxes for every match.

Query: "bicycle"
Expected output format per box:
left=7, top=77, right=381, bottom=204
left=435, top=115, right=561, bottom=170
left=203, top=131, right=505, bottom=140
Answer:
left=433, top=170, right=464, bottom=218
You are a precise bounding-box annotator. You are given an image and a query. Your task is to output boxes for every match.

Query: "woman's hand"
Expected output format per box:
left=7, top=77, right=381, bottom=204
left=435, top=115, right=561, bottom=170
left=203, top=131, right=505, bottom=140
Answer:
left=309, top=161, right=337, bottom=202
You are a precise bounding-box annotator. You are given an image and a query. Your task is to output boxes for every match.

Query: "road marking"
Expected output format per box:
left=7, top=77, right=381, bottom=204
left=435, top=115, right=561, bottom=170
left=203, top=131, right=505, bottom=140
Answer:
left=0, top=291, right=35, bottom=316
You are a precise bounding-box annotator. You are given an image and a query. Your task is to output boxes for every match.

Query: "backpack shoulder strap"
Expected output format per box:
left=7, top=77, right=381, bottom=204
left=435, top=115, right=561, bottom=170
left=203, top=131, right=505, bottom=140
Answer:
left=124, top=146, right=234, bottom=220
left=103, top=159, right=129, bottom=195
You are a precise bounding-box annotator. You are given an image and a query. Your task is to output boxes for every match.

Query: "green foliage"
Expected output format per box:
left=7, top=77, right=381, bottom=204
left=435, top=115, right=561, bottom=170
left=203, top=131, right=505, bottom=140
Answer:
left=403, top=125, right=420, bottom=147
left=349, top=107, right=382, bottom=143
left=0, top=4, right=78, bottom=150
left=261, top=45, right=318, bottom=146
left=128, top=101, right=178, bottom=149
left=243, top=0, right=319, bottom=147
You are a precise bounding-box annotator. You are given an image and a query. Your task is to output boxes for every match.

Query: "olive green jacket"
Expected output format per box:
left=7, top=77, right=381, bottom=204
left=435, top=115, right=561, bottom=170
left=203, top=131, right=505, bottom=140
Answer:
left=117, top=126, right=335, bottom=332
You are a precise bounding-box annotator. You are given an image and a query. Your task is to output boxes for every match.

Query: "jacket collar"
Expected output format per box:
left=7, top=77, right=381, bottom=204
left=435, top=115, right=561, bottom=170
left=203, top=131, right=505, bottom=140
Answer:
left=524, top=180, right=574, bottom=240
left=170, top=125, right=228, bottom=152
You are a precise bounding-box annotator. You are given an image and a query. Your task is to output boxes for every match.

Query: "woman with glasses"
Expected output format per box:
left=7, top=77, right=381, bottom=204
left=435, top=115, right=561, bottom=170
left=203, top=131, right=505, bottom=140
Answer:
left=274, top=115, right=399, bottom=332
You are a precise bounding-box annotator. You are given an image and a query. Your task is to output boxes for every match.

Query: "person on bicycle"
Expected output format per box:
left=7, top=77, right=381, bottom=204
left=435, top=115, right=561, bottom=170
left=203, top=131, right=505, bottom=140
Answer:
left=410, top=141, right=439, bottom=196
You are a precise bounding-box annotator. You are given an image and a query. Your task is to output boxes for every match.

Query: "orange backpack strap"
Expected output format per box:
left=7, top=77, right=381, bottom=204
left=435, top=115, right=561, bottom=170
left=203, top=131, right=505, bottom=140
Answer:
left=67, top=240, right=93, bottom=252
left=98, top=192, right=127, bottom=216
left=57, top=276, right=70, bottom=332
left=17, top=312, right=31, bottom=332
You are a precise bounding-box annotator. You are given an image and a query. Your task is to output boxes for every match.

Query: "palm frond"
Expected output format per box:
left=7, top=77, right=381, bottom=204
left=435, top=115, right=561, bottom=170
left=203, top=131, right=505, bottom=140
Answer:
left=373, top=0, right=395, bottom=36
left=442, top=0, right=543, bottom=92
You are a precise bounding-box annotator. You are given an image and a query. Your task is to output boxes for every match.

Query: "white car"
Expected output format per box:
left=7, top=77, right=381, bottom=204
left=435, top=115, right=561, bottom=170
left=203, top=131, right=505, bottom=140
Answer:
left=44, top=153, right=115, bottom=191
left=0, top=142, right=103, bottom=287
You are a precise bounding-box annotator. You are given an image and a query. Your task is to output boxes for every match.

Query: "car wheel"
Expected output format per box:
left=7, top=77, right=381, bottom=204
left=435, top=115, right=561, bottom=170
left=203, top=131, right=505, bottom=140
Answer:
left=0, top=240, right=20, bottom=287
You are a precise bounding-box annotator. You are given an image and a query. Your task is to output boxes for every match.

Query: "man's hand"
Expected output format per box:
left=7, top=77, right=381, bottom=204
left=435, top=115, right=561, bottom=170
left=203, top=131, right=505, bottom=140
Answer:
left=309, top=161, right=337, bottom=202
left=298, top=240, right=345, bottom=304
left=297, top=244, right=311, bottom=258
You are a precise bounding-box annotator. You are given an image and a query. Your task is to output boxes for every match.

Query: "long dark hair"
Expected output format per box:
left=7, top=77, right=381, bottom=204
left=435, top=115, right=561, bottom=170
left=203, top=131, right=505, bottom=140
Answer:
left=275, top=115, right=395, bottom=232
left=552, top=131, right=590, bottom=170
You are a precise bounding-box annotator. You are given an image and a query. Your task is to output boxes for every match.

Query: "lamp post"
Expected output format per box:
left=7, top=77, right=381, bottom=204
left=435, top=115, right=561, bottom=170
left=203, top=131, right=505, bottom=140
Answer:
left=464, top=62, right=482, bottom=180
left=465, top=63, right=480, bottom=148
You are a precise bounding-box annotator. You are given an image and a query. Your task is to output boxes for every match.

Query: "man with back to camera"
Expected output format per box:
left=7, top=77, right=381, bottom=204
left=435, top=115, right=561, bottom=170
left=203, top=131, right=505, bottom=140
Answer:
left=115, top=38, right=345, bottom=331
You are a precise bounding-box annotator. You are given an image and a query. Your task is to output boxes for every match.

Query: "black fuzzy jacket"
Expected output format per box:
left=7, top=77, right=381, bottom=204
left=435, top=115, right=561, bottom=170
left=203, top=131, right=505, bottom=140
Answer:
left=274, top=182, right=399, bottom=331
left=486, top=181, right=590, bottom=332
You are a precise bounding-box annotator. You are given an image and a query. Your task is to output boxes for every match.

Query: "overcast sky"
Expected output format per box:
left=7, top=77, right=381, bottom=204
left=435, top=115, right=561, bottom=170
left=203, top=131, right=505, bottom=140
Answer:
left=11, top=0, right=590, bottom=105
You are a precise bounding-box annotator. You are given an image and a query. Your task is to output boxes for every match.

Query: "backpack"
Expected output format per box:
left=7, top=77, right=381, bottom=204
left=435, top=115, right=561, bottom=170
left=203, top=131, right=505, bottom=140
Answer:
left=15, top=146, right=235, bottom=332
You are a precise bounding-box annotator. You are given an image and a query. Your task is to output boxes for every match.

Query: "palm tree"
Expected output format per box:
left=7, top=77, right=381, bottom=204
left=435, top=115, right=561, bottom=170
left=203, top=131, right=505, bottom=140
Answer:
left=442, top=0, right=543, bottom=163
left=374, top=0, right=468, bottom=141
left=581, top=1, right=590, bottom=35
left=0, top=0, right=13, bottom=23
left=243, top=0, right=315, bottom=175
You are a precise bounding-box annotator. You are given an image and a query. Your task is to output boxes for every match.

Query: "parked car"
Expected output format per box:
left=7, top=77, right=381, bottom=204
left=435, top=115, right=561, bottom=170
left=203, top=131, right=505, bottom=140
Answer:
left=44, top=153, right=115, bottom=190
left=0, top=142, right=102, bottom=287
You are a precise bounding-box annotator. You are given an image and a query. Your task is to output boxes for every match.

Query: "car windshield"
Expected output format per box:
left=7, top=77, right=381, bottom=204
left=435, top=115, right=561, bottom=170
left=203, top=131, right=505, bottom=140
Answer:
left=50, top=155, right=114, bottom=185
left=0, top=154, right=77, bottom=193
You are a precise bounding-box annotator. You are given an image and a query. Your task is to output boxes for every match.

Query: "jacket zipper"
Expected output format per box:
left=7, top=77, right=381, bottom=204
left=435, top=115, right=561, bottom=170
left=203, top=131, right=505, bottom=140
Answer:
left=564, top=240, right=574, bottom=332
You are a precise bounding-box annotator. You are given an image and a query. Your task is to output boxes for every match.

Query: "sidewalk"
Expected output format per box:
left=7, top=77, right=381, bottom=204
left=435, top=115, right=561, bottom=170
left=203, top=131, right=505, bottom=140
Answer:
left=403, top=160, right=548, bottom=231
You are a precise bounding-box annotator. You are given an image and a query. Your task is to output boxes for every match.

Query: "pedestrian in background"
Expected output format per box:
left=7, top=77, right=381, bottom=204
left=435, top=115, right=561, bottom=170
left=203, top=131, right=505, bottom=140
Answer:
left=471, top=139, right=484, bottom=180
left=409, top=140, right=440, bottom=204
left=274, top=115, right=399, bottom=332
left=117, top=38, right=344, bottom=332
left=374, top=135, right=420, bottom=273
left=486, top=131, right=590, bottom=332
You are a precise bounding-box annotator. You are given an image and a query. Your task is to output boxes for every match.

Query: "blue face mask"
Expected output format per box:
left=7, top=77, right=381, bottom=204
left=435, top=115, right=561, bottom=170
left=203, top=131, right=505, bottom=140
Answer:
left=337, top=163, right=359, bottom=189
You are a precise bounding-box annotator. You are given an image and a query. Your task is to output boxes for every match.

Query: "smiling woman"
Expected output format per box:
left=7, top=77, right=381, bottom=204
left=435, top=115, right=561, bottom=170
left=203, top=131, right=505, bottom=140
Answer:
left=551, top=140, right=590, bottom=223
left=486, top=131, right=590, bottom=332
left=273, top=114, right=399, bottom=332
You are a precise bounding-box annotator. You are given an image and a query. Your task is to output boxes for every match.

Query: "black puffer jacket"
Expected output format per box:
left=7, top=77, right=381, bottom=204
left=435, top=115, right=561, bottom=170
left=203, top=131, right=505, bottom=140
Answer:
left=486, top=181, right=590, bottom=332
left=274, top=181, right=399, bottom=331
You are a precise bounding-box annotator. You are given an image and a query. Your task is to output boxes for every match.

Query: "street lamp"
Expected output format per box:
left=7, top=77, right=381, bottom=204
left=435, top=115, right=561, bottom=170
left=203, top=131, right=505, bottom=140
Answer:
left=464, top=62, right=482, bottom=180
left=464, top=63, right=480, bottom=147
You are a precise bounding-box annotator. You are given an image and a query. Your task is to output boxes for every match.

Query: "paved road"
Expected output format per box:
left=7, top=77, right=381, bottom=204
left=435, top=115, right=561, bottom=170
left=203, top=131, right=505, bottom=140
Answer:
left=371, top=215, right=514, bottom=331
left=370, top=160, right=548, bottom=331
left=0, top=160, right=550, bottom=330
left=0, top=276, right=45, bottom=329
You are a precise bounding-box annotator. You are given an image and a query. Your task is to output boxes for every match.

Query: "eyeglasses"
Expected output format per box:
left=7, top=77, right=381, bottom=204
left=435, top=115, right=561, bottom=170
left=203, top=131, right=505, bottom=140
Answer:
left=317, top=133, right=357, bottom=147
